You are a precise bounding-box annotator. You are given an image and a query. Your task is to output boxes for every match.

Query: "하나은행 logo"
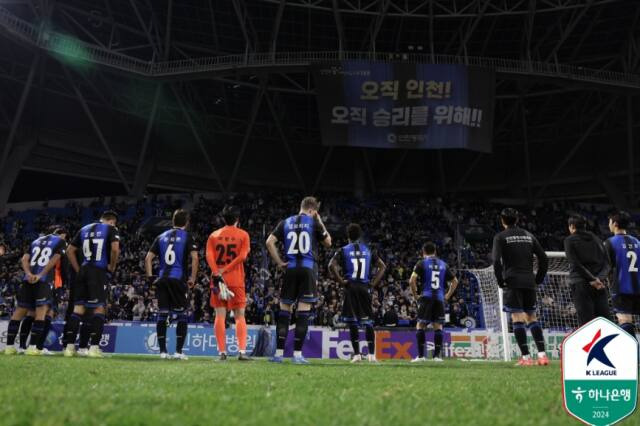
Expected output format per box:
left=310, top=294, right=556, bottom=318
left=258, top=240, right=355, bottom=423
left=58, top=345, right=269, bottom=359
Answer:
left=562, top=317, right=638, bottom=425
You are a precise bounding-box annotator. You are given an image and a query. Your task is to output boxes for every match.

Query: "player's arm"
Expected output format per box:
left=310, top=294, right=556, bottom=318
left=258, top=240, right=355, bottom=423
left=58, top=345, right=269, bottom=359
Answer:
left=491, top=234, right=505, bottom=287
left=205, top=234, right=220, bottom=275
left=594, top=236, right=611, bottom=282
left=315, top=214, right=332, bottom=248
left=187, top=234, right=199, bottom=287
left=409, top=272, right=419, bottom=302
left=603, top=239, right=616, bottom=282
left=37, top=252, right=62, bottom=281
left=371, top=254, right=387, bottom=288
left=67, top=230, right=82, bottom=273
left=219, top=232, right=250, bottom=274
left=145, top=236, right=159, bottom=278
left=444, top=268, right=458, bottom=301
left=532, top=235, right=548, bottom=285
left=189, top=249, right=198, bottom=287
left=328, top=251, right=346, bottom=285
left=21, top=252, right=36, bottom=282
left=108, top=227, right=121, bottom=273
left=266, top=221, right=287, bottom=269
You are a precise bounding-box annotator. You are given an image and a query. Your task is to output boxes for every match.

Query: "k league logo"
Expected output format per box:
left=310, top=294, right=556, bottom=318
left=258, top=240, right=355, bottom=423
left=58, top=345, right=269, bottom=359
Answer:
left=562, top=317, right=638, bottom=426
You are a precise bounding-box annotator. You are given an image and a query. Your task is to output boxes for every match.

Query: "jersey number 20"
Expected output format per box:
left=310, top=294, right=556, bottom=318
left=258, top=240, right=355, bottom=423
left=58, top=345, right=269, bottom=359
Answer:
left=287, top=231, right=310, bottom=255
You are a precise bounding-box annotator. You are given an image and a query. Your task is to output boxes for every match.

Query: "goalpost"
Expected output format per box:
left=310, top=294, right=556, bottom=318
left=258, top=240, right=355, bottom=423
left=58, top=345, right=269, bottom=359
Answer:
left=467, top=252, right=576, bottom=362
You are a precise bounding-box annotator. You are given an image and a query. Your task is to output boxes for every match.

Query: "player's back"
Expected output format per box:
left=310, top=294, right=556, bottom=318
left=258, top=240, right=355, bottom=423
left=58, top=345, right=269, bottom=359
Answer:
left=209, top=225, right=249, bottom=285
left=155, top=228, right=193, bottom=281
left=281, top=214, right=321, bottom=270
left=341, top=242, right=373, bottom=284
left=418, top=257, right=448, bottom=301
left=27, top=234, right=64, bottom=282
left=494, top=227, right=537, bottom=286
left=76, top=222, right=117, bottom=270
left=607, top=234, right=640, bottom=295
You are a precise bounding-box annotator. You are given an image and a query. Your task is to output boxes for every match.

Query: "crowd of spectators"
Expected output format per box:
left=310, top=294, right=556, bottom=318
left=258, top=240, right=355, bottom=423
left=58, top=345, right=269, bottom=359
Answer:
left=0, top=193, right=628, bottom=330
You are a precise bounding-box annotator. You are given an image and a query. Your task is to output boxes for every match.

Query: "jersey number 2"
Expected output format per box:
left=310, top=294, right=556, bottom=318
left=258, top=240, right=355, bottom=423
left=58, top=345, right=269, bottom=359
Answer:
left=627, top=251, right=639, bottom=272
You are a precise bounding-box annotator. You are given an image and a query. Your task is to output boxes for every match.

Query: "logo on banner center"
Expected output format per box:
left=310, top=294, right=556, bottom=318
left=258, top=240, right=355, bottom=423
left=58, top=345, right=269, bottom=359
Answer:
left=562, top=317, right=638, bottom=426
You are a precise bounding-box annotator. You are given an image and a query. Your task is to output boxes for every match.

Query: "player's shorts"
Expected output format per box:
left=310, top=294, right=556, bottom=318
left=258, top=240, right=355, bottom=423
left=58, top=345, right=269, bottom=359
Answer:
left=17, top=281, right=53, bottom=310
left=280, top=267, right=317, bottom=305
left=502, top=288, right=537, bottom=314
left=156, top=278, right=189, bottom=313
left=74, top=265, right=109, bottom=308
left=417, top=296, right=445, bottom=324
left=612, top=294, right=640, bottom=315
left=341, top=282, right=373, bottom=325
left=210, top=281, right=246, bottom=310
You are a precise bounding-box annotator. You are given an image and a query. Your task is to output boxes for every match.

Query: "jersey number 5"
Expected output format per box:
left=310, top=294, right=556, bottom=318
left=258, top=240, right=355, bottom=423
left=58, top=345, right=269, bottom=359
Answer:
left=431, top=270, right=441, bottom=289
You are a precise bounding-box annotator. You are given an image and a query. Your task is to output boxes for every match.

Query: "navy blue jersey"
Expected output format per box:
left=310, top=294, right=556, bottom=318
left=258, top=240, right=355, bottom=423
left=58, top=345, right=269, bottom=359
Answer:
left=332, top=242, right=379, bottom=284
left=272, top=214, right=328, bottom=270
left=605, top=234, right=640, bottom=295
left=71, top=223, right=120, bottom=270
left=150, top=228, right=197, bottom=280
left=25, top=234, right=66, bottom=283
left=413, top=257, right=454, bottom=301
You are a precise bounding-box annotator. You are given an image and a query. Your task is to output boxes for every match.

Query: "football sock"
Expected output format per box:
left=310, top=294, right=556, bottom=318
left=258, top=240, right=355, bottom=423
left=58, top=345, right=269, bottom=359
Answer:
left=7, top=319, right=20, bottom=346
left=31, top=320, right=45, bottom=350
left=235, top=316, right=247, bottom=353
left=64, top=313, right=82, bottom=346
left=176, top=320, right=188, bottom=354
left=528, top=321, right=546, bottom=353
left=40, top=315, right=53, bottom=349
left=416, top=329, right=426, bottom=358
left=349, top=324, right=360, bottom=355
left=275, top=311, right=291, bottom=353
left=433, top=329, right=443, bottom=358
left=156, top=314, right=168, bottom=353
left=293, top=311, right=310, bottom=352
left=513, top=322, right=530, bottom=356
left=214, top=314, right=227, bottom=354
left=620, top=323, right=637, bottom=342
left=365, top=325, right=375, bottom=355
left=19, top=316, right=34, bottom=349
left=79, top=316, right=92, bottom=349
left=90, top=313, right=105, bottom=346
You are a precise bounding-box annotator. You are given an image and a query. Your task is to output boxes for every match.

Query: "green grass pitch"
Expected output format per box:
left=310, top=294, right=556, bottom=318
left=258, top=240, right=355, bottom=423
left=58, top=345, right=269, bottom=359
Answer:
left=1, top=355, right=638, bottom=426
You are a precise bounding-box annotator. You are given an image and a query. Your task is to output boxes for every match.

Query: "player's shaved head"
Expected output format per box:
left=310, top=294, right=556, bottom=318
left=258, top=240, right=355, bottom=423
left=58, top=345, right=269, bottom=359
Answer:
left=422, top=242, right=437, bottom=255
left=500, top=208, right=519, bottom=227
left=609, top=211, right=631, bottom=230
left=300, top=196, right=320, bottom=212
left=346, top=223, right=362, bottom=241
left=173, top=209, right=190, bottom=228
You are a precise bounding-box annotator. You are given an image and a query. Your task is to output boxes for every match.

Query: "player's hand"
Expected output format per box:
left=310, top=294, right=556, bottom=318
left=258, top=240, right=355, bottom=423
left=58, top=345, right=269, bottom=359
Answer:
left=108, top=264, right=116, bottom=274
left=187, top=278, right=195, bottom=289
left=27, top=273, right=38, bottom=284
left=590, top=279, right=604, bottom=290
left=277, top=261, right=288, bottom=270
left=340, top=278, right=348, bottom=286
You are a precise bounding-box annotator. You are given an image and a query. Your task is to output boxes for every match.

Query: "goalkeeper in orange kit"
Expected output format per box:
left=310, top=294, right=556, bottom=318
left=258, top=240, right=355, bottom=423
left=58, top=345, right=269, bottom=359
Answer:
left=206, top=205, right=252, bottom=361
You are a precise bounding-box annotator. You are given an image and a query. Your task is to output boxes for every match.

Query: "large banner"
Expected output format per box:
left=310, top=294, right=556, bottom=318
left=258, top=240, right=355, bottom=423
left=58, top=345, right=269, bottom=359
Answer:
left=1, top=321, right=569, bottom=360
left=313, top=61, right=495, bottom=152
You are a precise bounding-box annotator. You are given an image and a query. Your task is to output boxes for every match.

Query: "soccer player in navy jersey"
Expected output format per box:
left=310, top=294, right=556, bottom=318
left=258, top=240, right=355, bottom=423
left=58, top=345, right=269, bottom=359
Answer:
left=145, top=209, right=198, bottom=360
left=3, top=229, right=66, bottom=355
left=329, top=223, right=386, bottom=363
left=604, top=211, right=640, bottom=340
left=266, top=196, right=331, bottom=364
left=409, top=242, right=458, bottom=362
left=63, top=211, right=120, bottom=358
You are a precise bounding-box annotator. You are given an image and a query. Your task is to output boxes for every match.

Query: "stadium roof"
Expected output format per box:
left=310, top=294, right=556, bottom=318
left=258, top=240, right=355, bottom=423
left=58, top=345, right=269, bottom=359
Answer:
left=0, top=0, right=639, bottom=209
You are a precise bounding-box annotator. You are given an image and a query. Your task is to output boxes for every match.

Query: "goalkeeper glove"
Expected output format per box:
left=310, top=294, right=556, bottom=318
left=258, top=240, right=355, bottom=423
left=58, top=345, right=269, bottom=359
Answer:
left=218, top=281, right=235, bottom=301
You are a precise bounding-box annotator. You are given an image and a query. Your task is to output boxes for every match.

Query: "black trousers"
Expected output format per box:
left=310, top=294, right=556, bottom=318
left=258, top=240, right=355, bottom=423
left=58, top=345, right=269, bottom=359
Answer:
left=571, top=282, right=611, bottom=326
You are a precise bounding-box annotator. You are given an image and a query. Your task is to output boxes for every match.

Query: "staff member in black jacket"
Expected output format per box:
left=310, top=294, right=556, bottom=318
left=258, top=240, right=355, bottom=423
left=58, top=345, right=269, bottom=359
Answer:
left=563, top=214, right=610, bottom=326
left=492, top=208, right=549, bottom=366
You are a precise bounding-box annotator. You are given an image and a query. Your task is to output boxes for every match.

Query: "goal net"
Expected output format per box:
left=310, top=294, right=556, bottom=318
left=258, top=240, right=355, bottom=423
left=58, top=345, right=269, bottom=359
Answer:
left=466, top=252, right=639, bottom=361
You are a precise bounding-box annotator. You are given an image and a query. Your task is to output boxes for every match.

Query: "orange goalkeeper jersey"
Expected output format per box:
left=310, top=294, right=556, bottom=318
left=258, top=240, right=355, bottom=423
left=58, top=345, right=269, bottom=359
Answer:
left=206, top=225, right=250, bottom=288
